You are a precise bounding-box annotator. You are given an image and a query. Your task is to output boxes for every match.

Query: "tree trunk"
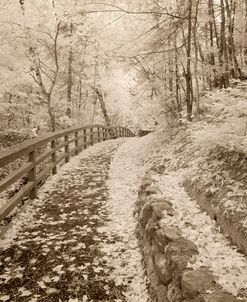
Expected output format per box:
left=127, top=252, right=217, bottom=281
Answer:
left=208, top=0, right=218, bottom=88
left=219, top=0, right=230, bottom=88
left=244, top=0, right=247, bottom=64
left=92, top=87, right=111, bottom=127
left=185, top=0, right=193, bottom=121
left=67, top=23, right=73, bottom=118
left=193, top=0, right=200, bottom=114
left=67, top=49, right=73, bottom=117
left=174, top=34, right=181, bottom=116
left=225, top=0, right=242, bottom=79
left=48, top=96, right=56, bottom=132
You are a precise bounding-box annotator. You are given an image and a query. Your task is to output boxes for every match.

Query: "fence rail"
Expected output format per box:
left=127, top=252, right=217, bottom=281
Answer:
left=0, top=124, right=134, bottom=222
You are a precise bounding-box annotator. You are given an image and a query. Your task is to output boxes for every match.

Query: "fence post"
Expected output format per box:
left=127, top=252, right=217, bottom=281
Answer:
left=90, top=128, right=94, bottom=146
left=97, top=127, right=101, bottom=142
left=75, top=131, right=79, bottom=155
left=28, top=149, right=37, bottom=200
left=107, top=127, right=112, bottom=139
left=83, top=129, right=87, bottom=149
left=65, top=135, right=70, bottom=163
left=51, top=140, right=57, bottom=175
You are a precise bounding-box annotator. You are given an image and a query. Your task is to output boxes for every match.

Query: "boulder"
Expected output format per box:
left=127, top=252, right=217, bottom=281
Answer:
left=136, top=193, right=150, bottom=212
left=165, top=238, right=199, bottom=259
left=145, top=185, right=162, bottom=195
left=154, top=227, right=182, bottom=251
left=165, top=239, right=199, bottom=279
left=146, top=256, right=155, bottom=277
left=139, top=202, right=153, bottom=226
left=150, top=197, right=173, bottom=207
left=143, top=240, right=152, bottom=259
left=140, top=177, right=154, bottom=191
left=167, top=282, right=183, bottom=302
left=170, top=254, right=191, bottom=275
left=151, top=164, right=166, bottom=174
left=145, top=219, right=158, bottom=239
left=181, top=269, right=215, bottom=299
left=154, top=253, right=172, bottom=285
left=157, top=284, right=169, bottom=302
left=154, top=228, right=169, bottom=249
left=148, top=270, right=160, bottom=290
left=162, top=226, right=182, bottom=241
left=151, top=201, right=175, bottom=219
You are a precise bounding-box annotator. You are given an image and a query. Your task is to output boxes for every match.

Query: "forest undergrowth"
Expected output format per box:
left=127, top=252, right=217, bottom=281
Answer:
left=138, top=82, right=247, bottom=298
left=148, top=82, right=247, bottom=256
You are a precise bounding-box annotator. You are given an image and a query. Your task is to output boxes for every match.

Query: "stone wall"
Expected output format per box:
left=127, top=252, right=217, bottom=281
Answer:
left=135, top=176, right=242, bottom=302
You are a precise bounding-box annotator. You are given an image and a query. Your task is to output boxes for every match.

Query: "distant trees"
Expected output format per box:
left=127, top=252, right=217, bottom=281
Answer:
left=1, top=0, right=247, bottom=133
left=29, top=22, right=61, bottom=132
left=130, top=0, right=247, bottom=121
left=0, top=1, right=110, bottom=132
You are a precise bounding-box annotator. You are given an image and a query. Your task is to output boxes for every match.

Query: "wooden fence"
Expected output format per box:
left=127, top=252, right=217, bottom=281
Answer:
left=0, top=125, right=134, bottom=222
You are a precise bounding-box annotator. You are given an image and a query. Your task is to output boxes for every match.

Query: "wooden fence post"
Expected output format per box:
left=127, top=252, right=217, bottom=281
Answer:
left=51, top=140, right=57, bottom=175
left=107, top=128, right=112, bottom=139
left=90, top=128, right=94, bottom=146
left=75, top=131, right=79, bottom=155
left=83, top=129, right=87, bottom=149
left=28, top=149, right=37, bottom=200
left=97, top=127, right=101, bottom=142
left=65, top=135, right=70, bottom=163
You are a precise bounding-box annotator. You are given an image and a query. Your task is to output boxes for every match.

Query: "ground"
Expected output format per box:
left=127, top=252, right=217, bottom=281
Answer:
left=0, top=83, right=247, bottom=301
left=145, top=83, right=247, bottom=298
left=0, top=136, right=158, bottom=302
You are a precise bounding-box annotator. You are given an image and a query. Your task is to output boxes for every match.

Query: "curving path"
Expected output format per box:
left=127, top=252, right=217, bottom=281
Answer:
left=0, top=138, right=151, bottom=302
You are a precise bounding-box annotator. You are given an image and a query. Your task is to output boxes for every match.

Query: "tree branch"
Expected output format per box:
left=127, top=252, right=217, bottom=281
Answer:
left=78, top=2, right=185, bottom=18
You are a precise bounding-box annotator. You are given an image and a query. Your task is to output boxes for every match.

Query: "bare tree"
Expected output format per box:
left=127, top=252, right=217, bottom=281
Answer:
left=185, top=0, right=193, bottom=121
left=29, top=22, right=61, bottom=131
left=219, top=0, right=230, bottom=88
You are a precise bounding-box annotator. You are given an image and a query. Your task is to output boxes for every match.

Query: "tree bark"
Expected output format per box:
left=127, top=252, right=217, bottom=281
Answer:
left=92, top=87, right=111, bottom=127
left=219, top=0, right=230, bottom=88
left=193, top=0, right=200, bottom=114
left=29, top=22, right=61, bottom=132
left=185, top=0, right=193, bottom=121
left=208, top=0, right=218, bottom=88
left=67, top=23, right=73, bottom=118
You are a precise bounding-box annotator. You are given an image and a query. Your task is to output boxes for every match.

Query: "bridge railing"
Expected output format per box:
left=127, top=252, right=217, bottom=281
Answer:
left=0, top=124, right=134, bottom=222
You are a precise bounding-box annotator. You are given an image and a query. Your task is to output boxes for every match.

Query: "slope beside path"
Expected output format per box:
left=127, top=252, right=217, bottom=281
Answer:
left=0, top=138, right=152, bottom=302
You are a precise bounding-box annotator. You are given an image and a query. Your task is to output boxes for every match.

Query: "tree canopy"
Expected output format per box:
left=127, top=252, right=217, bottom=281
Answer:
left=0, top=0, right=246, bottom=132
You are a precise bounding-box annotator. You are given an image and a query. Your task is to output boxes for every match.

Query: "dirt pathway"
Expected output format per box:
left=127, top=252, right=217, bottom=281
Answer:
left=0, top=140, right=144, bottom=302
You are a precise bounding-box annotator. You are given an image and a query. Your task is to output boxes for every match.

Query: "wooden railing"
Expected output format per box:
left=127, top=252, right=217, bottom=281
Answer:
left=0, top=125, right=134, bottom=222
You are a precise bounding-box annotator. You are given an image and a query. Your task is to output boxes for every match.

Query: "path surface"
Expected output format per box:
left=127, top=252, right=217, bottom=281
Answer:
left=0, top=138, right=151, bottom=302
